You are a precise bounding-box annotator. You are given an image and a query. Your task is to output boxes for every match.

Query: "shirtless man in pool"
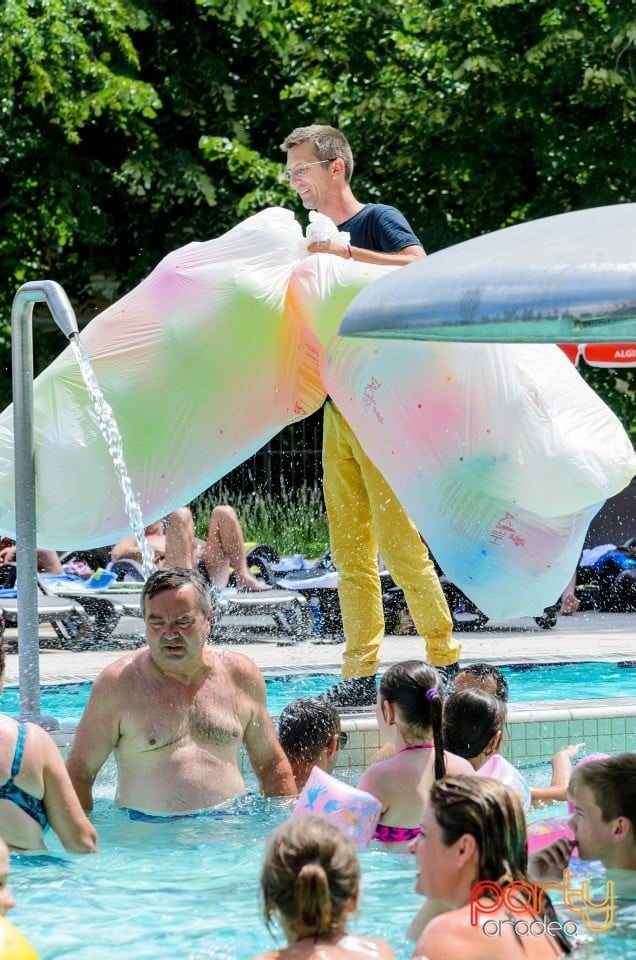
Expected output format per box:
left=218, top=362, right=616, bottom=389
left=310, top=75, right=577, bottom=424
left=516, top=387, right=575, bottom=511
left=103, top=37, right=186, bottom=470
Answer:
left=67, top=568, right=296, bottom=817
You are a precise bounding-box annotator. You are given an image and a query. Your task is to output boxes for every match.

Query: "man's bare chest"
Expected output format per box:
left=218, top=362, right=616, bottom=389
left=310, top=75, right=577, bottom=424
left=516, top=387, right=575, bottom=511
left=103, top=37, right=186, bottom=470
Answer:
left=122, top=686, right=244, bottom=751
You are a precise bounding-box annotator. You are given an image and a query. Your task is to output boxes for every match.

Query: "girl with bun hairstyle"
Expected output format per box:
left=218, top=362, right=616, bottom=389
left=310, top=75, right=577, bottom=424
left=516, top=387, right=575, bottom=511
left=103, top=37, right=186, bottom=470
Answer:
left=250, top=815, right=395, bottom=960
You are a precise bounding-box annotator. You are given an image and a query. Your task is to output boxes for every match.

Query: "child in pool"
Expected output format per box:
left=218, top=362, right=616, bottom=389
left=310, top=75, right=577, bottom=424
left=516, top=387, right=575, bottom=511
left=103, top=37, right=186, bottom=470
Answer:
left=0, top=838, right=14, bottom=917
left=406, top=687, right=584, bottom=943
left=248, top=815, right=395, bottom=960
left=449, top=661, right=509, bottom=701
left=357, top=660, right=473, bottom=848
left=443, top=688, right=584, bottom=805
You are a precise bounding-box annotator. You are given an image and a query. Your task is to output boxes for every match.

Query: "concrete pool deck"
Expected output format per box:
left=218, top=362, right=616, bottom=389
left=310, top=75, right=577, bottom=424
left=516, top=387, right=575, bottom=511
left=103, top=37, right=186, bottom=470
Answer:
left=3, top=607, right=634, bottom=685
left=3, top=608, right=634, bottom=763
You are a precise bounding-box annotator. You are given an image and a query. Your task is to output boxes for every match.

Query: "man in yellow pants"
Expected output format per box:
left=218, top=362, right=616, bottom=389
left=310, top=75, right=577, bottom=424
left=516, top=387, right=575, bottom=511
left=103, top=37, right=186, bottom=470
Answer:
left=281, top=124, right=461, bottom=706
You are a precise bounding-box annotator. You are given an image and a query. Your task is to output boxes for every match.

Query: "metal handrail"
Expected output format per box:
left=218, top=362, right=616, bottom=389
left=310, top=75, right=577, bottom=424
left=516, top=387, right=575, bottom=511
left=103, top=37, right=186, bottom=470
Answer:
left=11, top=281, right=79, bottom=729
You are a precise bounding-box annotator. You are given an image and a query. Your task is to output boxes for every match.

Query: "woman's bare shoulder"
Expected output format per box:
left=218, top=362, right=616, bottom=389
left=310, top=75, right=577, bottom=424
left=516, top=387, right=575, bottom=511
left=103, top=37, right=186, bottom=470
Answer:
left=416, top=907, right=528, bottom=960
left=443, top=751, right=475, bottom=775
left=414, top=909, right=482, bottom=960
left=338, top=934, right=396, bottom=960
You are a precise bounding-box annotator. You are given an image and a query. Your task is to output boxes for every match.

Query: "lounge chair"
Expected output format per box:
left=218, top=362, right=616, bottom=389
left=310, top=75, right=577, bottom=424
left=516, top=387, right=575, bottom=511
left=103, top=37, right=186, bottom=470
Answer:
left=0, top=563, right=126, bottom=647
left=106, top=555, right=313, bottom=645
left=0, top=563, right=92, bottom=644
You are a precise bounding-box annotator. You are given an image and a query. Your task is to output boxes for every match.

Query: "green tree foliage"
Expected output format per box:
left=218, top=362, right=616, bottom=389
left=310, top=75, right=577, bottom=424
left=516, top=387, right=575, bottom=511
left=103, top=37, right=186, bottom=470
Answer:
left=0, top=0, right=160, bottom=399
left=1, top=0, right=634, bottom=430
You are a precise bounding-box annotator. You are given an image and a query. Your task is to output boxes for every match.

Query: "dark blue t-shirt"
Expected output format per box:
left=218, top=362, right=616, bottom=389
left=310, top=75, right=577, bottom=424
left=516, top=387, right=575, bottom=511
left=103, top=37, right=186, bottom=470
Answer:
left=337, top=204, right=422, bottom=254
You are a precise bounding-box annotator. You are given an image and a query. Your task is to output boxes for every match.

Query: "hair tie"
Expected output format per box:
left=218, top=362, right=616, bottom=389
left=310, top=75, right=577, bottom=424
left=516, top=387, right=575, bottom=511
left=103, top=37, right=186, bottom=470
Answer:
left=426, top=689, right=440, bottom=701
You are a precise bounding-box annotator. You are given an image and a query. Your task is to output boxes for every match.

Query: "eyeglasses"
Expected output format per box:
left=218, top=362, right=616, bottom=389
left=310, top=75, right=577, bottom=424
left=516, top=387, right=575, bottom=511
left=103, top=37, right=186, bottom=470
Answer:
left=283, top=159, right=337, bottom=181
left=338, top=732, right=349, bottom=750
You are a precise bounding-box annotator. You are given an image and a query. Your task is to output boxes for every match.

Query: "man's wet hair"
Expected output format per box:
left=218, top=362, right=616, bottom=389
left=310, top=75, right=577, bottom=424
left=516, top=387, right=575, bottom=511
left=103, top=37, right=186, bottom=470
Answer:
left=453, top=662, right=509, bottom=702
left=278, top=698, right=341, bottom=764
left=140, top=566, right=211, bottom=618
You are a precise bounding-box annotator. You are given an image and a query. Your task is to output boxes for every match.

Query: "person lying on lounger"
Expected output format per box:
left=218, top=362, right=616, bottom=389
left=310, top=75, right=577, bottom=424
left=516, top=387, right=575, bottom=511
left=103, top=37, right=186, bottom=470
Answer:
left=110, top=504, right=270, bottom=591
left=0, top=538, right=63, bottom=574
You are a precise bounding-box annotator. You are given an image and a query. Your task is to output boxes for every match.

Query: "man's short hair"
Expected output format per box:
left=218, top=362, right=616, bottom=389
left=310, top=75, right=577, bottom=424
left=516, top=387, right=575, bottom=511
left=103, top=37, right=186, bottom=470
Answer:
left=280, top=125, right=354, bottom=183
left=453, top=662, right=509, bottom=702
left=570, top=752, right=636, bottom=826
left=140, top=566, right=211, bottom=618
left=278, top=698, right=341, bottom=763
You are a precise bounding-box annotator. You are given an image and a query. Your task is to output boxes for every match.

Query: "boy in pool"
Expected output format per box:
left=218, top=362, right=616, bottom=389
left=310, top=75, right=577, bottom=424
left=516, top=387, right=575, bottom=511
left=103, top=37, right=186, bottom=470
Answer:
left=530, top=752, right=636, bottom=897
left=0, top=838, right=14, bottom=916
left=277, top=698, right=345, bottom=791
left=450, top=662, right=509, bottom=701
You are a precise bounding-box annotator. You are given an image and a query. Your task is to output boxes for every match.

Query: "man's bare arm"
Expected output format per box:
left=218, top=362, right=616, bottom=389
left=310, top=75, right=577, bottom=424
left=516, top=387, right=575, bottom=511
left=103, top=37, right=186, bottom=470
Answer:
left=237, top=658, right=297, bottom=797
left=66, top=667, right=123, bottom=810
left=308, top=239, right=425, bottom=265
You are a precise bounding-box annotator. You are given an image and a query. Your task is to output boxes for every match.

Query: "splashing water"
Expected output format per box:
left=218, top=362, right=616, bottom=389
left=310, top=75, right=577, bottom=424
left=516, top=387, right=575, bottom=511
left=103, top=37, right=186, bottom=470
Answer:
left=70, top=337, right=156, bottom=577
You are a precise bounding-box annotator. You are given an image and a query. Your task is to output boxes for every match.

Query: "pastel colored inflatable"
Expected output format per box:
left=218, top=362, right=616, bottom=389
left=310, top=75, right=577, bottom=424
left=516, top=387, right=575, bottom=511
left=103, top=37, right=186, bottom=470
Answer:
left=0, top=207, right=634, bottom=618
left=0, top=917, right=40, bottom=959
left=477, top=754, right=532, bottom=812
left=291, top=766, right=382, bottom=848
left=527, top=815, right=574, bottom=855
left=339, top=203, right=636, bottom=343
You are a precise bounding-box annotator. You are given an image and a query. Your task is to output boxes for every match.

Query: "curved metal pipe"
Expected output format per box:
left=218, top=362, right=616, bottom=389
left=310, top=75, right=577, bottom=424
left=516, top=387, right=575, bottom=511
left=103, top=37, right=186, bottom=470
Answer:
left=11, top=281, right=79, bottom=729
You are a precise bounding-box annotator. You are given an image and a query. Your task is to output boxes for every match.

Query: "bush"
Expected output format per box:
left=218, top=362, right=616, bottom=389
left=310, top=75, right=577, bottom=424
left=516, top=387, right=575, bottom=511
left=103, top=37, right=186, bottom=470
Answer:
left=190, top=483, right=330, bottom=559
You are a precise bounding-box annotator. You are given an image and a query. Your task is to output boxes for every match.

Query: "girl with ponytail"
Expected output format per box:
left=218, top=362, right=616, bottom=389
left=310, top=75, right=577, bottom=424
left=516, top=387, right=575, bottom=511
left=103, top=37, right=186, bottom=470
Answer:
left=251, top=815, right=395, bottom=960
left=357, top=660, right=473, bottom=848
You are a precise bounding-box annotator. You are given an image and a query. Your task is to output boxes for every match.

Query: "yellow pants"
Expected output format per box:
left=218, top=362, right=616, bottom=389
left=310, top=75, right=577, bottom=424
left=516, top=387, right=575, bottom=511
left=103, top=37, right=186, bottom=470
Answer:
left=323, top=402, right=461, bottom=679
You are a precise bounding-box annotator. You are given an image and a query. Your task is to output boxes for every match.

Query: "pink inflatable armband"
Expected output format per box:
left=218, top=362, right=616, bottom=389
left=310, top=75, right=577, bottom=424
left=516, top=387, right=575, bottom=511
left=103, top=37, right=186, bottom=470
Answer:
left=291, top=766, right=382, bottom=847
left=527, top=816, right=575, bottom=854
left=478, top=754, right=532, bottom=812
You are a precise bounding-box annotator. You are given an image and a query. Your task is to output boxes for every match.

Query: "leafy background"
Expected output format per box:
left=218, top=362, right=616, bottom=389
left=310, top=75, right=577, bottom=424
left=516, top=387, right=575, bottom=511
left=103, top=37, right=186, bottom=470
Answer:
left=1, top=0, right=634, bottom=431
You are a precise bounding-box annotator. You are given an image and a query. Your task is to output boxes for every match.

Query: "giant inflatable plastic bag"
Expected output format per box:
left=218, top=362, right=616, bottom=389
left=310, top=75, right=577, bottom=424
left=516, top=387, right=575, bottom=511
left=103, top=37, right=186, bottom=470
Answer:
left=326, top=338, right=634, bottom=617
left=0, top=206, right=634, bottom=620
left=0, top=209, right=332, bottom=545
left=285, top=256, right=635, bottom=618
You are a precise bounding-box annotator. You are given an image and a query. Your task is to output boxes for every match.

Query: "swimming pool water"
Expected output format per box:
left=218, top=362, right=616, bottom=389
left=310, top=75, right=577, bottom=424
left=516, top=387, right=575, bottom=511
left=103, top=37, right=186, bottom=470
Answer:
left=5, top=665, right=634, bottom=958
left=3, top=660, right=635, bottom=723
left=11, top=790, right=418, bottom=960
left=10, top=783, right=633, bottom=960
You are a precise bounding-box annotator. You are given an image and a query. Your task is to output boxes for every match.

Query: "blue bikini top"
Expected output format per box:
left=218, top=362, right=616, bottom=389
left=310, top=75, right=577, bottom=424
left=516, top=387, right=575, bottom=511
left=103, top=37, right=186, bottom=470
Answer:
left=0, top=722, right=48, bottom=828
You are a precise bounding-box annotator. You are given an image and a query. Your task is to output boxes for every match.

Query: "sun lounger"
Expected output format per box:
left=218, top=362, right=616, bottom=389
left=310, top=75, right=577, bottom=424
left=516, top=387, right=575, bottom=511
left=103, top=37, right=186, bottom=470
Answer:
left=0, top=564, right=127, bottom=647
left=0, top=564, right=93, bottom=644
left=106, top=558, right=313, bottom=645
left=39, top=575, right=127, bottom=644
